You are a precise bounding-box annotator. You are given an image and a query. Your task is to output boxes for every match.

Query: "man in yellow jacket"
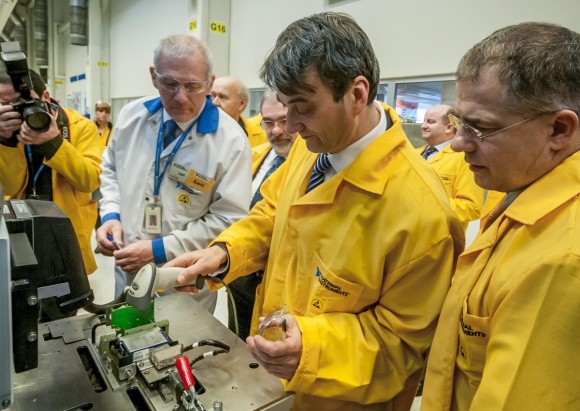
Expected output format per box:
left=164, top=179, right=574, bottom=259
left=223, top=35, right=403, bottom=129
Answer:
left=167, top=12, right=464, bottom=410
left=418, top=104, right=483, bottom=230
left=421, top=22, right=580, bottom=410
left=228, top=89, right=299, bottom=340
left=211, top=76, right=267, bottom=147
left=0, top=70, right=103, bottom=280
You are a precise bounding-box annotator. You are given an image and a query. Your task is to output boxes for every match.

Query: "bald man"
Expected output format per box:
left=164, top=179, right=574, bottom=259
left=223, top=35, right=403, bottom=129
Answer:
left=211, top=76, right=267, bottom=147
left=418, top=104, right=484, bottom=229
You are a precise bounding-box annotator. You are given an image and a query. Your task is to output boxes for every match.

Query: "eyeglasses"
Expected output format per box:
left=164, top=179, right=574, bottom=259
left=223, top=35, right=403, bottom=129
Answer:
left=260, top=119, right=287, bottom=130
left=448, top=112, right=547, bottom=141
left=154, top=70, right=209, bottom=94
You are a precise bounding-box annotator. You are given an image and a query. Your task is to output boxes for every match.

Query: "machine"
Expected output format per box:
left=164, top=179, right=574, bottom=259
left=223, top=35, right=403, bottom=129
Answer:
left=0, top=190, right=292, bottom=410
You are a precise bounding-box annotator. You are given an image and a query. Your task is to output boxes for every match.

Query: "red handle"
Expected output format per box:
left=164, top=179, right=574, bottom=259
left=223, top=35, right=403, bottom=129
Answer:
left=175, top=355, right=195, bottom=390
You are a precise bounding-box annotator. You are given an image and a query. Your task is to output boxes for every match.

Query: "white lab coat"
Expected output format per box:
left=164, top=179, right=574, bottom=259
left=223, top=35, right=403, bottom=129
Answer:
left=99, top=96, right=252, bottom=308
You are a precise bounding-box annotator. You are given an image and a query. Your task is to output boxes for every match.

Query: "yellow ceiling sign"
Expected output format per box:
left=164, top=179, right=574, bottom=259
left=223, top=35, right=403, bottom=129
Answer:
left=97, top=61, right=108, bottom=67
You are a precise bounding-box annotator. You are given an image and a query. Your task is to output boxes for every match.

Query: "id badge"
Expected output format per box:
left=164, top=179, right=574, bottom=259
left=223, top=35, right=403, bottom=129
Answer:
left=144, top=204, right=162, bottom=234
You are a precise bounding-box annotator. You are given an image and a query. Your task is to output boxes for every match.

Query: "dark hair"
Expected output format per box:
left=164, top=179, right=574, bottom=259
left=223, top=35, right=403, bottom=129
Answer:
left=457, top=22, right=580, bottom=115
left=260, top=12, right=380, bottom=104
left=0, top=66, right=46, bottom=96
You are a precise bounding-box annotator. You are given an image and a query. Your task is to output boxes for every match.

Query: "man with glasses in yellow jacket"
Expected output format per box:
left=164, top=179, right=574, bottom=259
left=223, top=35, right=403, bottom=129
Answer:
left=167, top=12, right=464, bottom=410
left=422, top=22, right=580, bottom=410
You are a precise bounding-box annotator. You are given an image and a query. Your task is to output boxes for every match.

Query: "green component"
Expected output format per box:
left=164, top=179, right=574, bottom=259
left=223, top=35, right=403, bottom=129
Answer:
left=110, top=303, right=155, bottom=331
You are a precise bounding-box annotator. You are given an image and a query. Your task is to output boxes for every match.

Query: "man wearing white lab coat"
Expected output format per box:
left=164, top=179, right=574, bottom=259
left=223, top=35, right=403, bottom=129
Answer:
left=96, top=34, right=251, bottom=311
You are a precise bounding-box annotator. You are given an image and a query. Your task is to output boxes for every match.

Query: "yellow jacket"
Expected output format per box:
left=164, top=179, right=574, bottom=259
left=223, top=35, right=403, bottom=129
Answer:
left=98, top=123, right=113, bottom=147
left=212, top=106, right=464, bottom=410
left=251, top=142, right=271, bottom=175
left=422, top=152, right=580, bottom=410
left=417, top=144, right=483, bottom=229
left=242, top=114, right=268, bottom=147
left=0, top=108, right=104, bottom=274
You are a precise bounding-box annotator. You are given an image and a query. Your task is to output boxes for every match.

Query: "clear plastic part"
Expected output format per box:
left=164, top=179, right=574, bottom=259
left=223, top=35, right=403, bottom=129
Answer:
left=258, top=306, right=288, bottom=341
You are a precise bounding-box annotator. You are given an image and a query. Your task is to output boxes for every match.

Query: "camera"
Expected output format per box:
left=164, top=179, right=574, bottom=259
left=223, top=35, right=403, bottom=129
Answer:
left=0, top=41, right=51, bottom=133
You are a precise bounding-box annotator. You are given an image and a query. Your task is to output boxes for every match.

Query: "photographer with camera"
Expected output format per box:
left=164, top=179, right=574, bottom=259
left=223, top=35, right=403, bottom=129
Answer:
left=0, top=65, right=104, bottom=320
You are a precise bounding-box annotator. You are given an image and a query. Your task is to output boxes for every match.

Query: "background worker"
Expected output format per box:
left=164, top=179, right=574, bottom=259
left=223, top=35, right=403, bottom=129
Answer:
left=93, top=100, right=114, bottom=230
left=228, top=89, right=298, bottom=340
left=167, top=12, right=463, bottom=410
left=211, top=75, right=267, bottom=147
left=94, top=101, right=113, bottom=146
left=419, top=104, right=484, bottom=230
left=96, top=34, right=252, bottom=311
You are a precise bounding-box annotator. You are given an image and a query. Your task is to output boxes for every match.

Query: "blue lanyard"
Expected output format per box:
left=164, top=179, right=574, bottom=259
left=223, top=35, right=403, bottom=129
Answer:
left=25, top=145, right=45, bottom=197
left=153, top=113, right=195, bottom=198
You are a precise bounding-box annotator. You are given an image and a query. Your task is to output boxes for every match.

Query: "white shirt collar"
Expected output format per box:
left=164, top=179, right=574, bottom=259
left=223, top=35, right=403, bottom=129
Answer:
left=327, top=101, right=386, bottom=175
left=434, top=139, right=452, bottom=152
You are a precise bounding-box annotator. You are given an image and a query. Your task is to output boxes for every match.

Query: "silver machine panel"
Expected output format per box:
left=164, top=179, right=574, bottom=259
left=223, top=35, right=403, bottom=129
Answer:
left=7, top=293, right=294, bottom=411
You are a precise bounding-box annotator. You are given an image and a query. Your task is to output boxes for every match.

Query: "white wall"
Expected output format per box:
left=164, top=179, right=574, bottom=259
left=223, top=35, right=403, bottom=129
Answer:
left=229, top=0, right=580, bottom=88
left=109, top=0, right=192, bottom=99
left=108, top=0, right=231, bottom=100
left=105, top=0, right=580, bottom=100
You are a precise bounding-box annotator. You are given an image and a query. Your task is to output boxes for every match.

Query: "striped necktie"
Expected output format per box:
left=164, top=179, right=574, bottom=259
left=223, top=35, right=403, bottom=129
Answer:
left=162, top=119, right=178, bottom=149
left=306, top=153, right=331, bottom=193
left=422, top=146, right=438, bottom=160
left=249, top=155, right=286, bottom=209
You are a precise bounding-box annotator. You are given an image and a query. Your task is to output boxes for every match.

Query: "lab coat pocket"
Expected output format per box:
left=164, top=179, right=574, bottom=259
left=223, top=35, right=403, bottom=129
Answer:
left=304, top=253, right=365, bottom=316
left=439, top=173, right=456, bottom=194
left=166, top=182, right=209, bottom=217
left=457, top=298, right=490, bottom=386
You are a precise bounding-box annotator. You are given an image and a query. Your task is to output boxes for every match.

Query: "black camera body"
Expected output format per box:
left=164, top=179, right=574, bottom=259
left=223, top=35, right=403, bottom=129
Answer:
left=0, top=42, right=51, bottom=133
left=10, top=98, right=51, bottom=133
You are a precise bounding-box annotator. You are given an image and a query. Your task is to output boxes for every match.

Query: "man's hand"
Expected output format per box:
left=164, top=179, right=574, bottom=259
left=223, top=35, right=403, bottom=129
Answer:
left=96, top=220, right=124, bottom=256
left=164, top=245, right=227, bottom=292
left=114, top=240, right=154, bottom=274
left=246, top=315, right=303, bottom=380
left=0, top=104, right=22, bottom=140
left=17, top=112, right=60, bottom=145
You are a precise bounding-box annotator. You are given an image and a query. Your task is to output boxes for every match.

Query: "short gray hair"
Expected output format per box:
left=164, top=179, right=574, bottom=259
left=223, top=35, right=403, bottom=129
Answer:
left=457, top=22, right=580, bottom=115
left=153, top=34, right=213, bottom=79
left=259, top=89, right=278, bottom=113
left=260, top=12, right=379, bottom=105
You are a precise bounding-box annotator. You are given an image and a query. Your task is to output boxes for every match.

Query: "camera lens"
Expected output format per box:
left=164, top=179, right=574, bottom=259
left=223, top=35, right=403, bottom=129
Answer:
left=23, top=106, right=51, bottom=132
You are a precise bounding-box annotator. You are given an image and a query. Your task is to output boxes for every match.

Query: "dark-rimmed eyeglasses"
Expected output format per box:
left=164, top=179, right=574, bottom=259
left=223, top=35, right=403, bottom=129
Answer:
left=153, top=70, right=209, bottom=95
left=448, top=112, right=547, bottom=141
left=260, top=119, right=287, bottom=130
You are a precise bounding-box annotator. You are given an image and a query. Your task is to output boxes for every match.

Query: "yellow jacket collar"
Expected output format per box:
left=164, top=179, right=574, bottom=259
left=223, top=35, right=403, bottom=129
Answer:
left=340, top=106, right=405, bottom=194
left=507, top=152, right=580, bottom=225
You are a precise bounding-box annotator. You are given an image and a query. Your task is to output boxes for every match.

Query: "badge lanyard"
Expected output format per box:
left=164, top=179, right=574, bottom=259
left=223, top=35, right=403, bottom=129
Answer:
left=153, top=113, right=195, bottom=201
left=23, top=104, right=67, bottom=199
left=25, top=145, right=45, bottom=198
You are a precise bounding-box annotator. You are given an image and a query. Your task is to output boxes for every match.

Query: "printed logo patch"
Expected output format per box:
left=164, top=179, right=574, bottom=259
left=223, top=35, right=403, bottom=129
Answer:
left=177, top=194, right=190, bottom=205
left=460, top=313, right=487, bottom=338
left=315, top=267, right=349, bottom=297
